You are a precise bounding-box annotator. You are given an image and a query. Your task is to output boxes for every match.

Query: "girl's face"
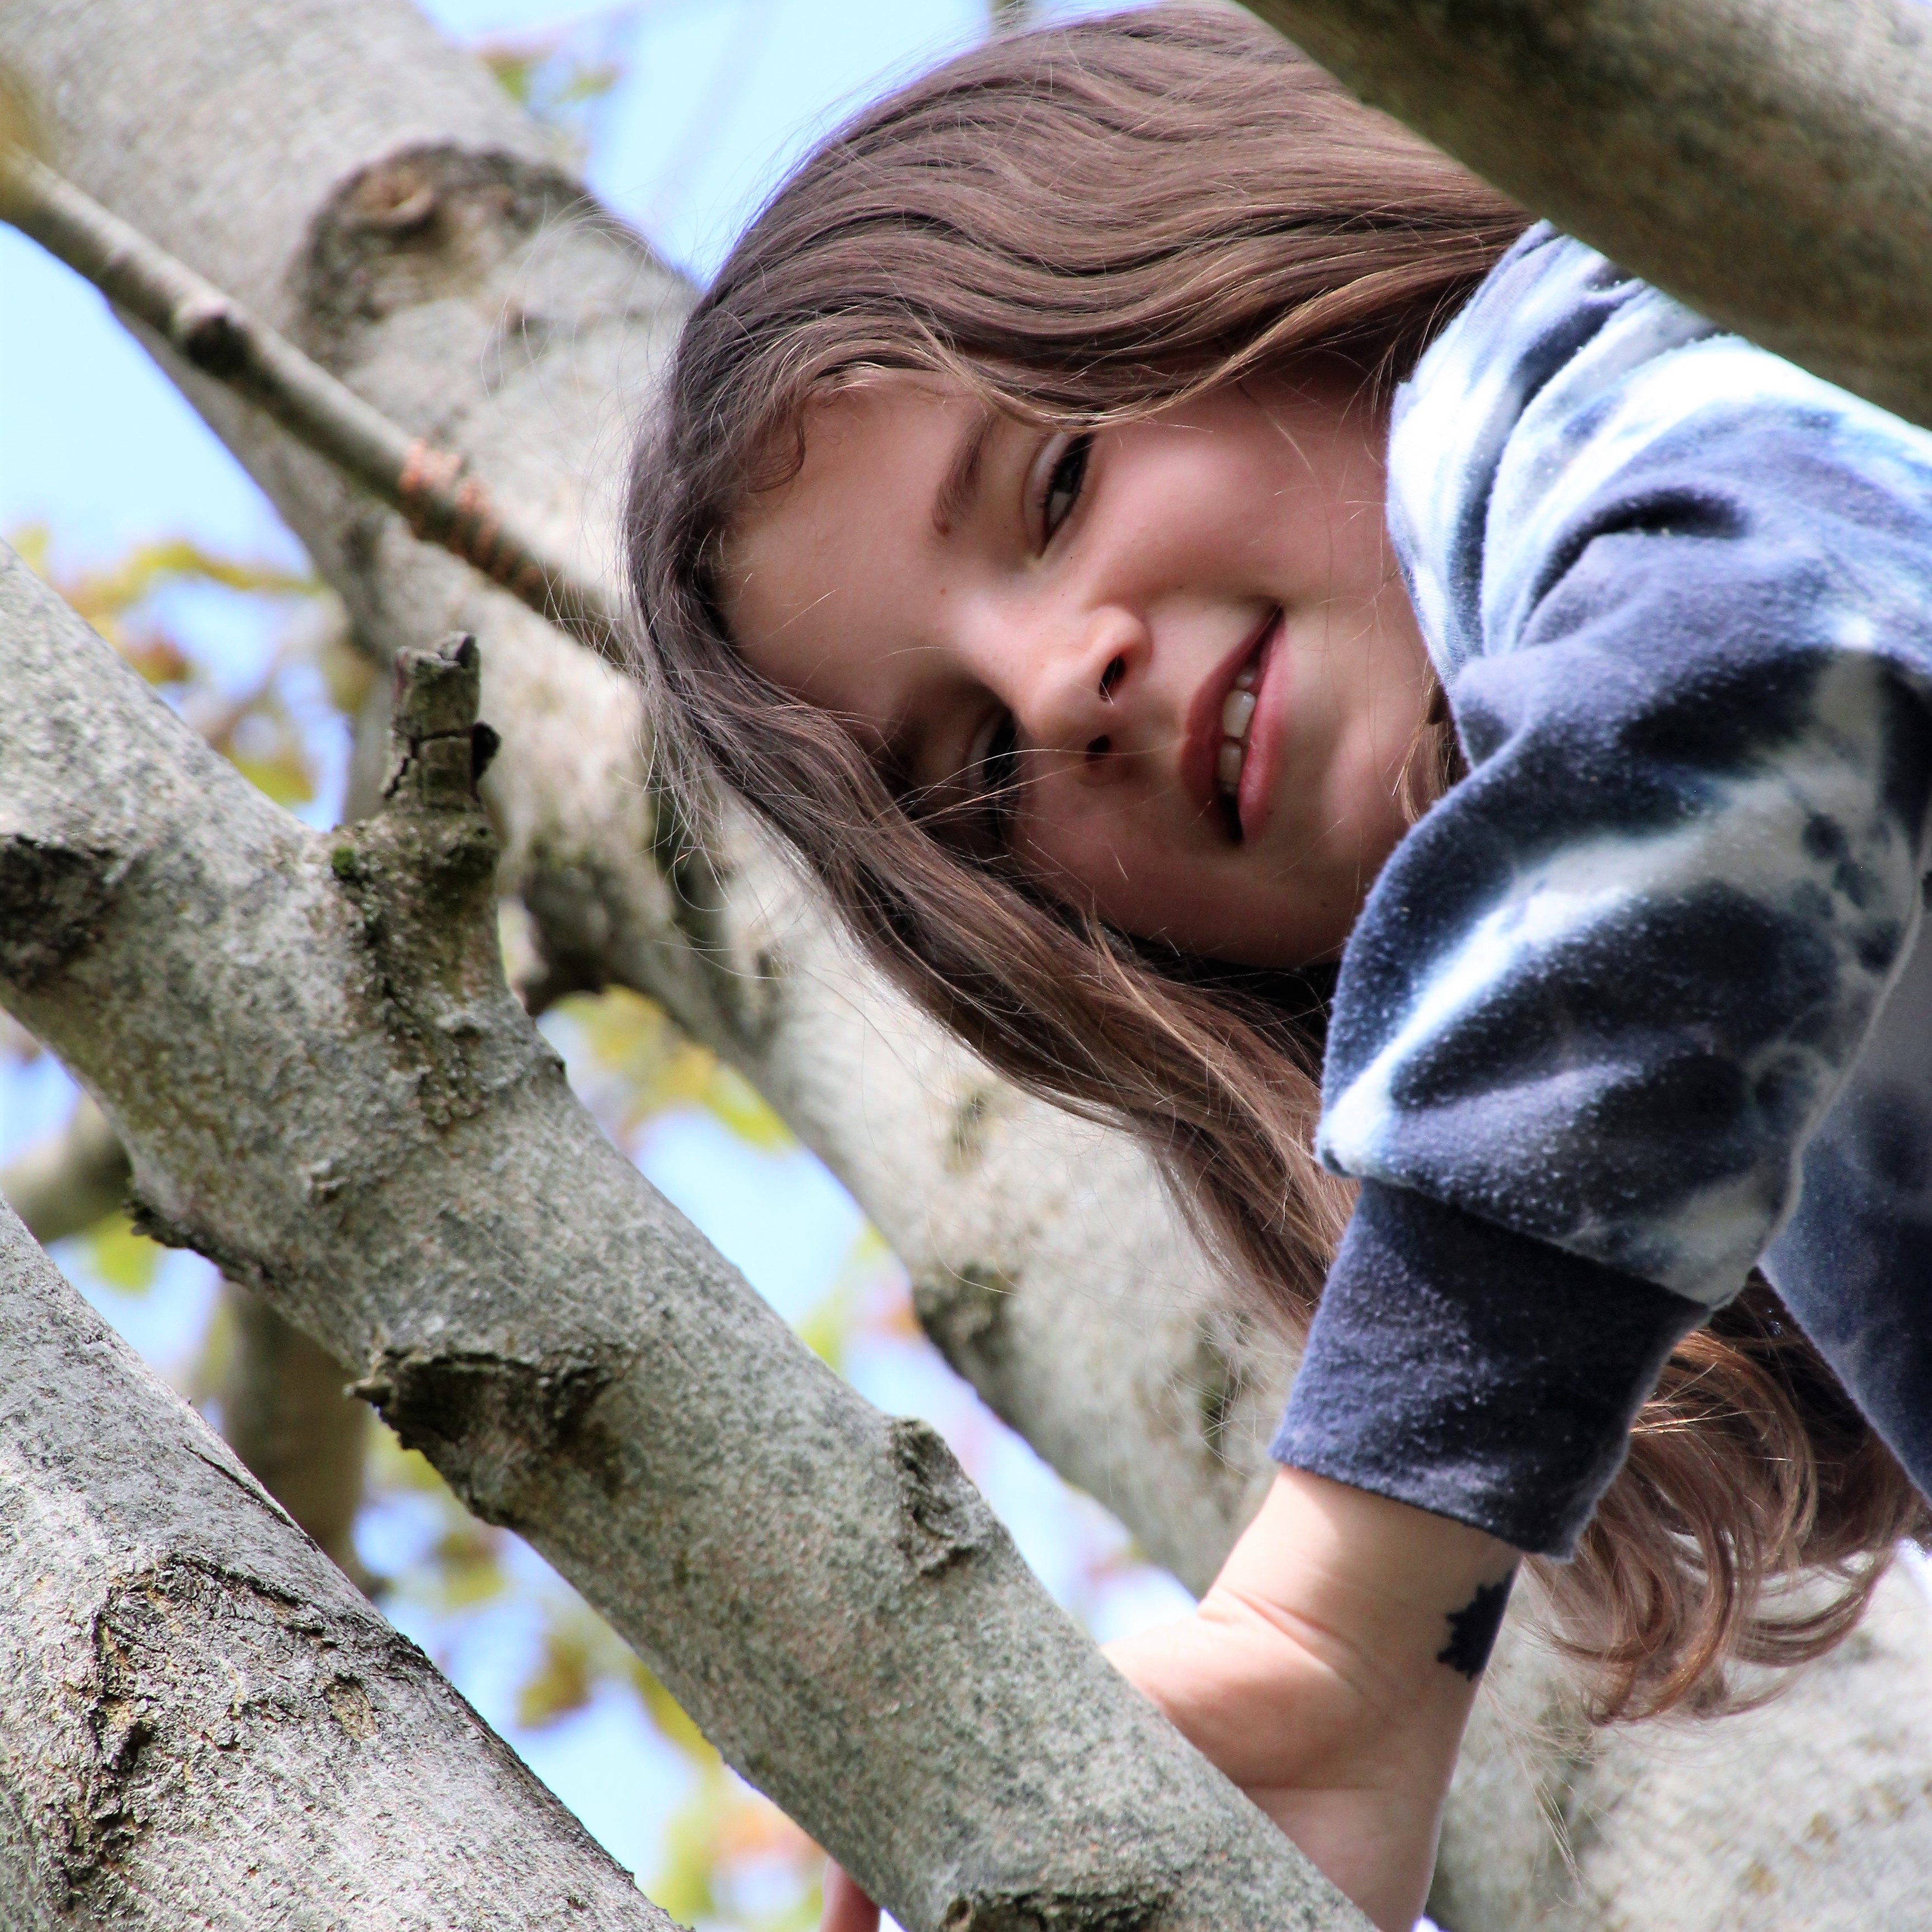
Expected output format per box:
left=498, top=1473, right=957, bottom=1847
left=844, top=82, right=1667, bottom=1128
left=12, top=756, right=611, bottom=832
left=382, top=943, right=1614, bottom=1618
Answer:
left=722, top=370, right=1432, bottom=967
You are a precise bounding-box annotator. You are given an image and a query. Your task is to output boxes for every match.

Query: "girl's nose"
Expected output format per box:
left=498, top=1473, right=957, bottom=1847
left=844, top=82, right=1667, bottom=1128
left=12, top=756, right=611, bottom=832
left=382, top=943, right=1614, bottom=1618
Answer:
left=1017, top=607, right=1144, bottom=764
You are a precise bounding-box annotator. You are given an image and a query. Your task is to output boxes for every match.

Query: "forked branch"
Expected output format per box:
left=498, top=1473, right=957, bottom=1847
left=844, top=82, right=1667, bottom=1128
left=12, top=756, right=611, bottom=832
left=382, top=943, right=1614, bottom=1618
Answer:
left=0, top=546, right=1364, bottom=1932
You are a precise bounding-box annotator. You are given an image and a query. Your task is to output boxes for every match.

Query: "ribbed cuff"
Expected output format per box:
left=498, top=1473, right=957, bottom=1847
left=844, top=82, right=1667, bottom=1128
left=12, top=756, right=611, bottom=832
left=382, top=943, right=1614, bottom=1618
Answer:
left=1271, top=1181, right=1708, bottom=1557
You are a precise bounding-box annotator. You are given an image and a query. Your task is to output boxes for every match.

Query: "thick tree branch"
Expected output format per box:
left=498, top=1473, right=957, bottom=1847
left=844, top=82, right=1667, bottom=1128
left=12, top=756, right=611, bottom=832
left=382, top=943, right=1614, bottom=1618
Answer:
left=1242, top=0, right=1932, bottom=427
left=0, top=551, right=1359, bottom=1931
left=0, top=1195, right=677, bottom=1929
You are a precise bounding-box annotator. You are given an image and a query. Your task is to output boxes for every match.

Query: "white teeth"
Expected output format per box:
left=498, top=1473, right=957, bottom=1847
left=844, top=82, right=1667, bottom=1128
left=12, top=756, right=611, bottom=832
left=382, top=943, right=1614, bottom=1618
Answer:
left=1213, top=618, right=1275, bottom=815
left=1217, top=681, right=1258, bottom=799
left=1215, top=632, right=1272, bottom=810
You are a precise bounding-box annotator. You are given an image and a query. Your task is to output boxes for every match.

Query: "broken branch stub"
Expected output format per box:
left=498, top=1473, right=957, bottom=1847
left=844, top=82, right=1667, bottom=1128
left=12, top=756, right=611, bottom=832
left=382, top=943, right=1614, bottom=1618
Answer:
left=0, top=545, right=1364, bottom=1932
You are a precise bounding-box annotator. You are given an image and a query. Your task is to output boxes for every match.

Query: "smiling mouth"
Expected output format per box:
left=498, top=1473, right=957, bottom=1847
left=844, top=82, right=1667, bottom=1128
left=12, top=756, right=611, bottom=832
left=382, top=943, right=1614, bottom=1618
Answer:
left=1215, top=612, right=1279, bottom=840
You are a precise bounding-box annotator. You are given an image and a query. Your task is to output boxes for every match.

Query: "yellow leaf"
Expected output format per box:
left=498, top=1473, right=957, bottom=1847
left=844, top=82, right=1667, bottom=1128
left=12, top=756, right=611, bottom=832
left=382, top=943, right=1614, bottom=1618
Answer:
left=516, top=1622, right=595, bottom=1729
left=81, top=1214, right=161, bottom=1294
left=232, top=751, right=316, bottom=807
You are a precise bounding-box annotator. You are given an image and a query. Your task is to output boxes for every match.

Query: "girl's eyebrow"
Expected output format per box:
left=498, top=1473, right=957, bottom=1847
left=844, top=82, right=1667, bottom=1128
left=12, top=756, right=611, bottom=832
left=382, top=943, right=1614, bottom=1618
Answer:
left=932, top=407, right=996, bottom=538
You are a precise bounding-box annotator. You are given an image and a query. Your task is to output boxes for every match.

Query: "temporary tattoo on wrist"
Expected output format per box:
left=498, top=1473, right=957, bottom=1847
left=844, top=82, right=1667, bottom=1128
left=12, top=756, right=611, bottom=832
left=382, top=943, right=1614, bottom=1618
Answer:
left=1436, top=1572, right=1515, bottom=1680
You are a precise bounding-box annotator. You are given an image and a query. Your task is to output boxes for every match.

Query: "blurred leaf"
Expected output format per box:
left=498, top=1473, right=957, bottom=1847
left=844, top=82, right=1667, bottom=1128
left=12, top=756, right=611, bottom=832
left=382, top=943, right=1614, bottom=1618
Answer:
left=479, top=42, right=544, bottom=105
left=369, top=1430, right=454, bottom=1496
left=80, top=1214, right=161, bottom=1294
left=318, top=621, right=379, bottom=717
left=794, top=1286, right=854, bottom=1372
left=632, top=1659, right=714, bottom=1764
left=651, top=1759, right=822, bottom=1931
left=476, top=19, right=629, bottom=165
left=23, top=530, right=316, bottom=640
left=8, top=524, right=352, bottom=812
left=121, top=634, right=194, bottom=685
left=428, top=1516, right=510, bottom=1610
left=701, top=1062, right=795, bottom=1154
left=557, top=985, right=797, bottom=1156
left=231, top=750, right=317, bottom=808
left=517, top=1615, right=597, bottom=1728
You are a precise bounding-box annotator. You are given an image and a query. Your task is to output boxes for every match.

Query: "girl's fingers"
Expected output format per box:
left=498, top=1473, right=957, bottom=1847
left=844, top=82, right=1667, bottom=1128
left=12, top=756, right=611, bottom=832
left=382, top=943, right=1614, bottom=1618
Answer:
left=821, top=1860, right=880, bottom=1932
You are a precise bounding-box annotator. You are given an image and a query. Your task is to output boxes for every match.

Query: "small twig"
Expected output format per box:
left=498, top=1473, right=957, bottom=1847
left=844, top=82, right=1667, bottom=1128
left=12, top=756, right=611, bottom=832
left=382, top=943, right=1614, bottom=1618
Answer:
left=0, top=147, right=623, bottom=661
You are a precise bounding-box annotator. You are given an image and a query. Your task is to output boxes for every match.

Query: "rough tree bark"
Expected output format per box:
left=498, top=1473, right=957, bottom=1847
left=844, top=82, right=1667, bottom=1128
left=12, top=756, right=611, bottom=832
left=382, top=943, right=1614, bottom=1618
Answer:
left=0, top=550, right=1359, bottom=1930
left=0, top=1196, right=680, bottom=1930
left=0, top=1114, right=370, bottom=1578
left=4, top=0, right=1932, bottom=1922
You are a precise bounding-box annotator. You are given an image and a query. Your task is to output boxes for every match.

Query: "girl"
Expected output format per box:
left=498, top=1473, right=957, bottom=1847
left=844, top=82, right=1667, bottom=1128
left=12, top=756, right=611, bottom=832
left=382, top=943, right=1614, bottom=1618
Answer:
left=626, top=10, right=1932, bottom=1927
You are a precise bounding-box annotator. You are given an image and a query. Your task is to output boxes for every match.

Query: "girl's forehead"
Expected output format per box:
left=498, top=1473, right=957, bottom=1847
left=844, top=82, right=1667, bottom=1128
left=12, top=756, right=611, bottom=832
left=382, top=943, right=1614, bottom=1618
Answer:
left=723, top=378, right=985, bottom=613
left=719, top=375, right=988, bottom=742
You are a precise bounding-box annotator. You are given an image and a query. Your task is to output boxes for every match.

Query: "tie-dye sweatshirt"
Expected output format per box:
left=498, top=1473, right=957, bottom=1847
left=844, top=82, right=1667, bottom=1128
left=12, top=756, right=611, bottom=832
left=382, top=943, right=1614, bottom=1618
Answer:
left=1271, top=224, right=1932, bottom=1557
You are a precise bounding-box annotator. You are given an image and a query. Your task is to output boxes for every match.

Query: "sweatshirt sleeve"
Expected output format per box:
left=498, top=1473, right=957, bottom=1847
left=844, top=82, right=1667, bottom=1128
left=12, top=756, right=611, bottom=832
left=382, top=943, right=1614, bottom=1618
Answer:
left=1272, top=229, right=1932, bottom=1557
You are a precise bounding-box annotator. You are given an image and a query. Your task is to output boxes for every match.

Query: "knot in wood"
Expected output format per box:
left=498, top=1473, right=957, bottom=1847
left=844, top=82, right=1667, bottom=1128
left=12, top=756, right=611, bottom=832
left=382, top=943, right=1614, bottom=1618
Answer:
left=889, top=1417, right=993, bottom=1576
left=175, top=294, right=251, bottom=379
left=343, top=159, right=441, bottom=236
left=0, top=835, right=117, bottom=989
left=351, top=1342, right=633, bottom=1528
left=938, top=1885, right=1171, bottom=1932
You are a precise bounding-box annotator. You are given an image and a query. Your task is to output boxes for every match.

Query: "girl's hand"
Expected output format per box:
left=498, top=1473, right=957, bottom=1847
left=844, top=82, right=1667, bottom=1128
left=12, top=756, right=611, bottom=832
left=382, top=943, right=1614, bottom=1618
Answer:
left=817, top=1468, right=1516, bottom=1932
left=819, top=1862, right=878, bottom=1932
left=1106, top=1469, right=1518, bottom=1931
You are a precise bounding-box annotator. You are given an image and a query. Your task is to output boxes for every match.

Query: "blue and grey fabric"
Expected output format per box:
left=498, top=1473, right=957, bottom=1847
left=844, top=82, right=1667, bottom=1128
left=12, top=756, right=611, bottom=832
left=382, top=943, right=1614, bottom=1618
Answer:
left=1273, top=225, right=1932, bottom=1556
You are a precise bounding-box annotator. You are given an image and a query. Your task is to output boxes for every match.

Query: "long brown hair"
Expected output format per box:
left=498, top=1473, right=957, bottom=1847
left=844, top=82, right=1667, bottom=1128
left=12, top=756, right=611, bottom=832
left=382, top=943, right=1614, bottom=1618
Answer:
left=624, top=4, right=1927, bottom=1719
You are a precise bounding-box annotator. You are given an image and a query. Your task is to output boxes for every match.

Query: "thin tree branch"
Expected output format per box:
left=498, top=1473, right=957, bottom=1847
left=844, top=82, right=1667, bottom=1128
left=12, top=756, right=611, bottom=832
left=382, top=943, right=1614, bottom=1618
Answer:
left=0, top=145, right=734, bottom=989
left=0, top=1194, right=680, bottom=1929
left=1243, top=0, right=1932, bottom=428
left=0, top=146, right=621, bottom=658
left=0, top=548, right=1362, bottom=1932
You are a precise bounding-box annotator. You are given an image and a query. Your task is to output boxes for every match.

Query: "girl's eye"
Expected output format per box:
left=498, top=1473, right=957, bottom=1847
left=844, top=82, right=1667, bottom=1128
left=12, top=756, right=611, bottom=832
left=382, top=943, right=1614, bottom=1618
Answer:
left=976, top=711, right=1019, bottom=844
left=1038, top=433, right=1092, bottom=545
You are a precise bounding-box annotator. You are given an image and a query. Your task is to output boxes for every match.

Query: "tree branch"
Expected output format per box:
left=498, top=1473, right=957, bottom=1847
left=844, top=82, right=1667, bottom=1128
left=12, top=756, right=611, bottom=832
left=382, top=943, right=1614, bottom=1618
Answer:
left=0, top=1194, right=679, bottom=1929
left=0, top=550, right=1361, bottom=1931
left=1243, top=0, right=1932, bottom=427
left=0, top=146, right=620, bottom=655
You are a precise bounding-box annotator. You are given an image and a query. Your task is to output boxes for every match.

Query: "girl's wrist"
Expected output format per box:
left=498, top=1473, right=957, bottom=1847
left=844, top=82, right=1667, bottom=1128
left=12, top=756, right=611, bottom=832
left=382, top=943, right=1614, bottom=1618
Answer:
left=1213, top=1467, right=1520, bottom=1724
